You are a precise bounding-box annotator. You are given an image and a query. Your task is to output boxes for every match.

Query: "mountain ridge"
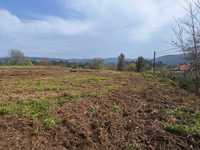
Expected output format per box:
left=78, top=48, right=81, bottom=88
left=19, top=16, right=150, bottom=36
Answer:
left=0, top=54, right=187, bottom=65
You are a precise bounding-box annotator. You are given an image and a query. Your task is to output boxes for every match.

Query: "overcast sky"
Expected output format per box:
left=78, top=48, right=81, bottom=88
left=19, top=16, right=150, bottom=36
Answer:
left=0, top=0, right=185, bottom=59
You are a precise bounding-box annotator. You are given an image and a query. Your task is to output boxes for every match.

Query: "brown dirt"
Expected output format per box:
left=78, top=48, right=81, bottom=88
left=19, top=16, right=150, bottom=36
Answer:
left=0, top=67, right=199, bottom=150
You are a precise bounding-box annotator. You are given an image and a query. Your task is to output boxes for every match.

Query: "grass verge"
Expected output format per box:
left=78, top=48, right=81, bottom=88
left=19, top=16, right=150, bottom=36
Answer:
left=165, top=107, right=200, bottom=136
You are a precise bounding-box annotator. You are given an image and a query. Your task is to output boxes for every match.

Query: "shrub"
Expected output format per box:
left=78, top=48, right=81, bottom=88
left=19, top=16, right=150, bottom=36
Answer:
left=126, top=63, right=136, bottom=71
left=165, top=107, right=200, bottom=136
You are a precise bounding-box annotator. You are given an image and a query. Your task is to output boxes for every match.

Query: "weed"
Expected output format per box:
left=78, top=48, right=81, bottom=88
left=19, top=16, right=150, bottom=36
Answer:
left=165, top=107, right=200, bottom=136
left=31, top=127, right=40, bottom=136
left=43, top=117, right=57, bottom=129
left=142, top=71, right=176, bottom=86
left=35, top=80, right=66, bottom=92
left=81, top=92, right=100, bottom=98
left=106, top=85, right=120, bottom=93
left=56, top=94, right=79, bottom=106
left=15, top=100, right=50, bottom=119
left=165, top=124, right=190, bottom=136
left=124, top=144, right=137, bottom=150
left=0, top=104, right=10, bottom=115
left=88, top=106, right=96, bottom=113
left=112, top=103, right=121, bottom=113
left=0, top=100, right=60, bottom=129
left=83, top=76, right=106, bottom=83
left=142, top=72, right=154, bottom=81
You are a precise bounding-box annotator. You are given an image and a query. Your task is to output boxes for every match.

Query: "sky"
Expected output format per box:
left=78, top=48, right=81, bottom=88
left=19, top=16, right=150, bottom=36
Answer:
left=0, top=0, right=186, bottom=59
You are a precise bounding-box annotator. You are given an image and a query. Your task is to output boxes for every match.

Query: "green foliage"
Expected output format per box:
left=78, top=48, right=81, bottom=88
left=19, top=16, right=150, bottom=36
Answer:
left=56, top=93, right=80, bottom=106
left=0, top=104, right=10, bottom=115
left=88, top=106, right=97, bottom=113
left=117, top=53, right=126, bottom=71
left=136, top=57, right=145, bottom=72
left=85, top=76, right=107, bottom=83
left=23, top=59, right=33, bottom=66
left=126, top=63, right=136, bottom=71
left=157, top=71, right=195, bottom=92
left=176, top=76, right=195, bottom=92
left=0, top=100, right=58, bottom=129
left=43, top=117, right=57, bottom=129
left=165, top=107, right=200, bottom=136
left=112, top=103, right=121, bottom=113
left=14, top=101, right=50, bottom=119
left=165, top=124, right=192, bottom=136
left=34, top=80, right=65, bottom=91
left=142, top=72, right=155, bottom=80
left=124, top=144, right=137, bottom=150
left=142, top=71, right=177, bottom=86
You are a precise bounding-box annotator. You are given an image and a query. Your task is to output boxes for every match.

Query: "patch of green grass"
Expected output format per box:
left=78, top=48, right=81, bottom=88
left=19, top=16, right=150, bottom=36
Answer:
left=34, top=80, right=66, bottom=91
left=42, top=117, right=57, bottom=129
left=124, top=144, right=137, bottom=150
left=0, top=104, right=11, bottom=115
left=142, top=71, right=176, bottom=86
left=142, top=72, right=154, bottom=81
left=0, top=100, right=59, bottom=129
left=165, top=124, right=192, bottom=136
left=56, top=93, right=80, bottom=106
left=105, top=85, right=120, bottom=92
left=112, top=103, right=121, bottom=113
left=14, top=100, right=50, bottom=119
left=165, top=107, right=200, bottom=136
left=85, top=76, right=107, bottom=83
left=88, top=106, right=97, bottom=113
left=70, top=76, right=107, bottom=86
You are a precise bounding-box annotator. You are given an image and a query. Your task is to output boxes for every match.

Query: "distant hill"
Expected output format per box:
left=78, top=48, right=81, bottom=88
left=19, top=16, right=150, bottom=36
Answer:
left=0, top=54, right=187, bottom=66
left=156, top=54, right=187, bottom=65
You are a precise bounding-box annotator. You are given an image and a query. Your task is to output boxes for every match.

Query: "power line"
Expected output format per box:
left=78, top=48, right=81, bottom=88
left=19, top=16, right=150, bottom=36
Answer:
left=155, top=47, right=182, bottom=56
left=158, top=47, right=181, bottom=52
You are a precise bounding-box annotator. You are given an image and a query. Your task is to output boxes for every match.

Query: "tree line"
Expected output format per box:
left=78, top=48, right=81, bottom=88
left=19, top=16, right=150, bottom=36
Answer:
left=0, top=49, right=159, bottom=72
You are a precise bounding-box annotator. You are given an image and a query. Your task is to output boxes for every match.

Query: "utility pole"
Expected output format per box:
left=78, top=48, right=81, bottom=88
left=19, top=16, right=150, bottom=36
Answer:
left=153, top=51, right=156, bottom=74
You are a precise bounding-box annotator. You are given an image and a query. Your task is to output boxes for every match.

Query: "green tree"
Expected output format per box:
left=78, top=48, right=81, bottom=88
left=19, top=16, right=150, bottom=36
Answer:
left=136, top=57, right=145, bottom=72
left=117, top=53, right=125, bottom=71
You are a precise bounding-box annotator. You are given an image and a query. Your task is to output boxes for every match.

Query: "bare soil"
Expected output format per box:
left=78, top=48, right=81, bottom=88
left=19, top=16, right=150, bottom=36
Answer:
left=0, top=67, right=199, bottom=150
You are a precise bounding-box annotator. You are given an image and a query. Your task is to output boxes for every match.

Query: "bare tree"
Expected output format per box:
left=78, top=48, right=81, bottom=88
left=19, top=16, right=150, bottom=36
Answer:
left=172, top=1, right=200, bottom=94
left=9, top=49, right=25, bottom=65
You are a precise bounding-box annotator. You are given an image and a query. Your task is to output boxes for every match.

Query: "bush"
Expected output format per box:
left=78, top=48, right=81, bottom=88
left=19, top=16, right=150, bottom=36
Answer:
left=165, top=107, right=200, bottom=136
left=126, top=63, right=136, bottom=71
left=177, top=77, right=195, bottom=92
left=23, top=59, right=33, bottom=66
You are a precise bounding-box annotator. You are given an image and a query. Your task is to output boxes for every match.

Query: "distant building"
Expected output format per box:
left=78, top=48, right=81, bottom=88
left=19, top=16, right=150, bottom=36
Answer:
left=179, top=64, right=190, bottom=72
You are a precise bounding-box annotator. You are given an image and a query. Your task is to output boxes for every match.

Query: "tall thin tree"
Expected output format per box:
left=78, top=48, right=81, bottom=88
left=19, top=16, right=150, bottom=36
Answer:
left=117, top=53, right=125, bottom=71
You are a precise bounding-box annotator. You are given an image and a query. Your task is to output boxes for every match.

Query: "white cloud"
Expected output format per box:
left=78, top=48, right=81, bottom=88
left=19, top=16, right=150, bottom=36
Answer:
left=0, top=1, right=186, bottom=58
left=66, top=0, right=185, bottom=41
left=0, top=9, right=91, bottom=36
